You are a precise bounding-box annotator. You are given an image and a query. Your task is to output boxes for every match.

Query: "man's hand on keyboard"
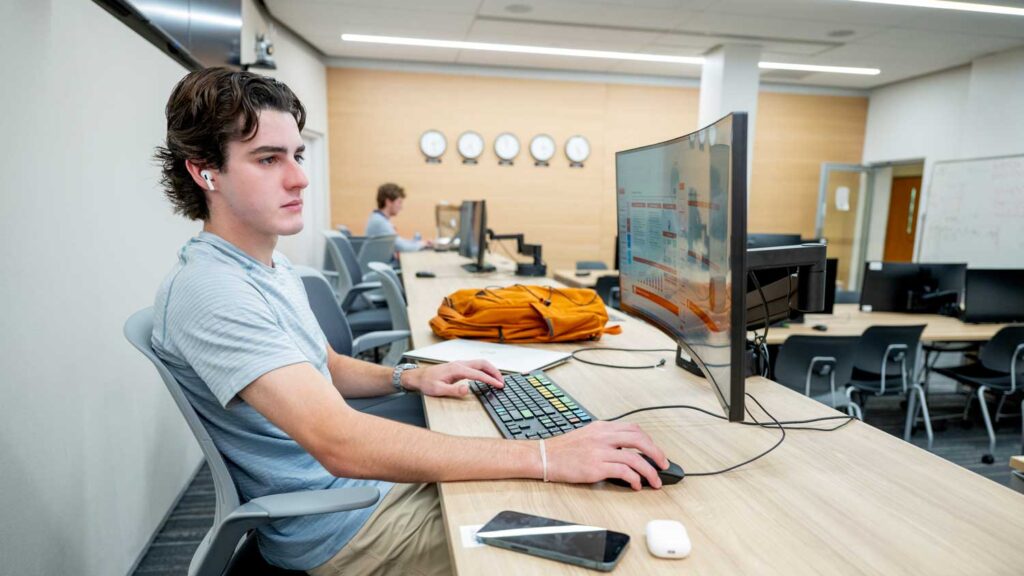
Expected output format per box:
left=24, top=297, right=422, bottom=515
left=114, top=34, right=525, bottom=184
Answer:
left=545, top=421, right=668, bottom=491
left=404, top=360, right=504, bottom=398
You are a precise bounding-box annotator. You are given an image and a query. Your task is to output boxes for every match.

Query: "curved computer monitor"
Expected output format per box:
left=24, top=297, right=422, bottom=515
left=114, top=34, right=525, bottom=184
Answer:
left=458, top=200, right=494, bottom=273
left=615, top=113, right=748, bottom=422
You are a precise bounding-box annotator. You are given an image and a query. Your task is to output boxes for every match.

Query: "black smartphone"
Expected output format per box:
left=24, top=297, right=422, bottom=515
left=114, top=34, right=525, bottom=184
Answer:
left=476, top=510, right=630, bottom=572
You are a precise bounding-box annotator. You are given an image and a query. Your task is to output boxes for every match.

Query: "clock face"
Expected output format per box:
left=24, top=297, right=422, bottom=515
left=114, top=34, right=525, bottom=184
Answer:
left=565, top=135, right=590, bottom=163
left=419, top=130, right=447, bottom=159
left=494, top=132, right=520, bottom=161
left=530, top=134, right=556, bottom=163
left=457, top=131, right=484, bottom=160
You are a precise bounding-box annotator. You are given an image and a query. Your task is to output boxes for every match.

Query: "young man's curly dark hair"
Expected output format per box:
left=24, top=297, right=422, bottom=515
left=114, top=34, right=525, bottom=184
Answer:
left=155, top=67, right=306, bottom=221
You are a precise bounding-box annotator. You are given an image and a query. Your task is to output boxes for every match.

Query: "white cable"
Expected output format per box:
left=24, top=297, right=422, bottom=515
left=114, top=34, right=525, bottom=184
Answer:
left=539, top=439, right=548, bottom=482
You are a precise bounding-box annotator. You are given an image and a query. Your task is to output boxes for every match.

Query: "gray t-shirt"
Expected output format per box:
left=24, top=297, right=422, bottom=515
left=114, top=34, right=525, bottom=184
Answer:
left=365, top=209, right=423, bottom=252
left=151, top=231, right=391, bottom=570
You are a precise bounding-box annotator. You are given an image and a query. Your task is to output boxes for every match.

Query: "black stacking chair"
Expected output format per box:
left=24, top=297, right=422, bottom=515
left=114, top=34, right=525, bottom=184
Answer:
left=775, top=335, right=861, bottom=416
left=934, top=326, right=1024, bottom=464
left=575, top=260, right=608, bottom=270
left=594, top=275, right=621, bottom=309
left=845, top=325, right=931, bottom=449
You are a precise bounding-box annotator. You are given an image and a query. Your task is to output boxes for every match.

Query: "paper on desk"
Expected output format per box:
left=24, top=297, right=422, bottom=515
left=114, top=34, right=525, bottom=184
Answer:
left=460, top=524, right=485, bottom=548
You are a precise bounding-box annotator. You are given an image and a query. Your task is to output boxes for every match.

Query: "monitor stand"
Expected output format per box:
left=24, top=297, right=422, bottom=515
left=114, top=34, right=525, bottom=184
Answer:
left=462, top=263, right=496, bottom=273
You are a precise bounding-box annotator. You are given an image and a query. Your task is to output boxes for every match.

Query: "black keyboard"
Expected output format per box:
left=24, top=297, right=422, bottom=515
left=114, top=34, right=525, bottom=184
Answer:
left=469, top=371, right=595, bottom=440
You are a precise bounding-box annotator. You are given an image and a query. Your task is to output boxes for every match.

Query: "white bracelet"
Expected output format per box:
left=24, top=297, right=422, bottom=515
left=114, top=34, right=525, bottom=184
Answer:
left=539, top=439, right=548, bottom=482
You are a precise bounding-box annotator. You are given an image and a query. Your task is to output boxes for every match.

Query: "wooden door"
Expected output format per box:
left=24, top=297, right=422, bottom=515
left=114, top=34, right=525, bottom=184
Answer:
left=884, top=176, right=922, bottom=262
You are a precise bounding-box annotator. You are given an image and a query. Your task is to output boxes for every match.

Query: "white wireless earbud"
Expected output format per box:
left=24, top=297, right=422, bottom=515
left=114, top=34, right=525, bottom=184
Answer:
left=200, top=170, right=215, bottom=191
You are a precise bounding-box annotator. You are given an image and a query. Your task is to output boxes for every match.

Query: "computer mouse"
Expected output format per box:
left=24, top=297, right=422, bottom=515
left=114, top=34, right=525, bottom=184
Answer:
left=645, top=520, right=691, bottom=559
left=415, top=271, right=436, bottom=278
left=812, top=324, right=828, bottom=332
left=606, top=454, right=685, bottom=488
left=575, top=271, right=592, bottom=277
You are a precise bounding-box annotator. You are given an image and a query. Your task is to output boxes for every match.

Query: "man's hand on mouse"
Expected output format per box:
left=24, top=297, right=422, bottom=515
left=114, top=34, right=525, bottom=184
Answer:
left=544, top=422, right=668, bottom=491
left=402, top=360, right=504, bottom=397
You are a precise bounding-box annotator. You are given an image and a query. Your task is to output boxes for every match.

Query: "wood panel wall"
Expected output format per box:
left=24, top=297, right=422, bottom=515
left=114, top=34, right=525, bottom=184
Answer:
left=326, top=67, right=867, bottom=271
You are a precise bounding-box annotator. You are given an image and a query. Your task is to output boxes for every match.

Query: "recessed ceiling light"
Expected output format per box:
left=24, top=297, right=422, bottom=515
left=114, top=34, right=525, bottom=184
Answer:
left=759, top=61, right=881, bottom=75
left=849, top=0, right=1024, bottom=17
left=827, top=29, right=856, bottom=38
left=505, top=3, right=533, bottom=14
left=340, top=34, right=882, bottom=75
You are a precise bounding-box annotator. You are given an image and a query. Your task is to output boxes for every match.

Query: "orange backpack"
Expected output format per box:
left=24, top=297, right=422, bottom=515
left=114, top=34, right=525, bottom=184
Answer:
left=429, top=285, right=623, bottom=343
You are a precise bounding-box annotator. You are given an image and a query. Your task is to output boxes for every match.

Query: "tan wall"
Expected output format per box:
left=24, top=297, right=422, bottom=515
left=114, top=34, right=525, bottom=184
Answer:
left=327, top=67, right=867, bottom=271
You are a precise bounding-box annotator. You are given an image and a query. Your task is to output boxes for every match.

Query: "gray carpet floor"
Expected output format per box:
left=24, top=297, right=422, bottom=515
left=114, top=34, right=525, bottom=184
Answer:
left=131, top=389, right=1022, bottom=575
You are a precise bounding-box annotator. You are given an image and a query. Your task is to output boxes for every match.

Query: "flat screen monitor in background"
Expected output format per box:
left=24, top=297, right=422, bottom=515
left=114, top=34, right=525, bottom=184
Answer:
left=860, top=262, right=967, bottom=314
left=747, top=233, right=802, bottom=249
left=964, top=269, right=1024, bottom=323
left=458, top=200, right=495, bottom=273
left=616, top=112, right=748, bottom=422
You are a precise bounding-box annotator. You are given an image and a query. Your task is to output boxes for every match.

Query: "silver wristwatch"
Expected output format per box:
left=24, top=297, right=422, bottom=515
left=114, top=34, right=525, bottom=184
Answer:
left=392, top=363, right=418, bottom=392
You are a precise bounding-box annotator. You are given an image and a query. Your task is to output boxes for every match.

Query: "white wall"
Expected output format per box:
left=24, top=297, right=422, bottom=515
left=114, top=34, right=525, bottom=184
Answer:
left=863, top=47, right=1024, bottom=261
left=0, top=1, right=326, bottom=574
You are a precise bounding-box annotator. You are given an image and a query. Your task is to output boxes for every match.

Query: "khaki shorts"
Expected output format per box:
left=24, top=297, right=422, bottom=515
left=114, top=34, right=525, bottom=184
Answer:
left=307, top=483, right=452, bottom=576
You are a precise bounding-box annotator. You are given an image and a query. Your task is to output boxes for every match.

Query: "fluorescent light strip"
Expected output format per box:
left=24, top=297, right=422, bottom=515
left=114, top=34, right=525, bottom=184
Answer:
left=342, top=34, right=881, bottom=75
left=759, top=62, right=880, bottom=75
left=342, top=34, right=703, bottom=65
left=849, top=0, right=1024, bottom=17
left=136, top=4, right=243, bottom=28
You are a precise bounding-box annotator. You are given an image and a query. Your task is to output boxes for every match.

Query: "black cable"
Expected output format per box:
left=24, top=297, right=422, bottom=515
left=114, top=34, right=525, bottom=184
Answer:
left=570, top=347, right=676, bottom=369
left=604, top=396, right=856, bottom=476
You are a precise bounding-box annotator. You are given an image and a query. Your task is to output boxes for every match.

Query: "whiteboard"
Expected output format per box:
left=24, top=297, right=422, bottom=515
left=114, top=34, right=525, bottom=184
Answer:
left=918, top=154, right=1024, bottom=266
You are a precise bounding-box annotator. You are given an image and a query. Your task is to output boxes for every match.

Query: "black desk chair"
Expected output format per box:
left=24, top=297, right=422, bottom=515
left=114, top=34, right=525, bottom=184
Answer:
left=123, top=308, right=379, bottom=576
left=594, top=275, right=620, bottom=309
left=934, top=326, right=1024, bottom=464
left=775, top=335, right=860, bottom=416
left=845, top=325, right=932, bottom=449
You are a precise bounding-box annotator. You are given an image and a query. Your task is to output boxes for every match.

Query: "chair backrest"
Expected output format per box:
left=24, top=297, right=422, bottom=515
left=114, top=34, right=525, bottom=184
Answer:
left=323, top=230, right=363, bottom=296
left=980, top=325, right=1024, bottom=375
left=357, top=235, right=397, bottom=276
left=123, top=308, right=241, bottom=575
left=594, top=275, right=620, bottom=308
left=775, top=335, right=860, bottom=396
left=575, top=260, right=608, bottom=270
left=296, top=266, right=355, bottom=356
left=835, top=290, right=860, bottom=304
left=367, top=262, right=410, bottom=332
left=853, top=325, right=926, bottom=377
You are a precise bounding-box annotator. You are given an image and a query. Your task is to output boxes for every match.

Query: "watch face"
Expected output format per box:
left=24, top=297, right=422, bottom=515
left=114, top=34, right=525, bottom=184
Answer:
left=530, top=134, right=556, bottom=162
left=419, top=130, right=447, bottom=159
left=565, top=135, right=590, bottom=163
left=494, top=132, right=520, bottom=161
left=457, top=131, right=484, bottom=159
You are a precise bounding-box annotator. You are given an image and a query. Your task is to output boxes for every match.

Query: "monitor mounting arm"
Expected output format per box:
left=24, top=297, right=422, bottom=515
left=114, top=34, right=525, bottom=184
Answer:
left=487, top=229, right=547, bottom=277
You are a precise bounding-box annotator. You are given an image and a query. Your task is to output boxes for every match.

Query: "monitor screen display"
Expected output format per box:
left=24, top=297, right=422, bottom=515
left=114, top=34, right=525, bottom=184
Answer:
left=616, top=113, right=747, bottom=421
left=964, top=269, right=1024, bottom=323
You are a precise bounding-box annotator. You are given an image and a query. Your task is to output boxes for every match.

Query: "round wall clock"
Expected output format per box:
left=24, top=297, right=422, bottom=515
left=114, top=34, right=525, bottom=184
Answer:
left=457, top=131, right=484, bottom=164
left=565, top=135, right=590, bottom=167
left=530, top=134, right=556, bottom=166
left=494, top=132, right=520, bottom=165
left=419, top=130, right=446, bottom=163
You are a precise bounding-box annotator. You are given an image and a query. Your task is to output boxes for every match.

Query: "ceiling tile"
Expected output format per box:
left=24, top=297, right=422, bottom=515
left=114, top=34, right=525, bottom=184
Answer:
left=477, top=0, right=697, bottom=29
left=466, top=18, right=664, bottom=51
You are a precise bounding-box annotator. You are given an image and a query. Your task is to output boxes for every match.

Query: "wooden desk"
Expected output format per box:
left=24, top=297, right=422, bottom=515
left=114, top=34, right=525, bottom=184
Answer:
left=761, top=303, right=1009, bottom=346
left=553, top=268, right=618, bottom=289
left=1012, top=456, right=1024, bottom=474
left=403, top=252, right=1024, bottom=575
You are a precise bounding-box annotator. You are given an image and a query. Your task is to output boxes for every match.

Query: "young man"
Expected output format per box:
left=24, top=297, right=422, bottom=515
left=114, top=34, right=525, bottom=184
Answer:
left=152, top=68, right=667, bottom=575
left=365, top=182, right=431, bottom=251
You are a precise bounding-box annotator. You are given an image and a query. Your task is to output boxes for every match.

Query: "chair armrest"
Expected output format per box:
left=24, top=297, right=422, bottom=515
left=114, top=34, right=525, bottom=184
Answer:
left=322, top=270, right=339, bottom=281
left=192, top=486, right=379, bottom=576
left=352, top=330, right=411, bottom=357
left=241, top=486, right=381, bottom=519
left=341, top=281, right=383, bottom=311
